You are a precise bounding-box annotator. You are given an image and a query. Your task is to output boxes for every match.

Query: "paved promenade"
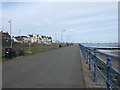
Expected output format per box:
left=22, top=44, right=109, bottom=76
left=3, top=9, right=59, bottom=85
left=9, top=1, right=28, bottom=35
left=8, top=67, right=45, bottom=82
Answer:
left=3, top=45, right=86, bottom=88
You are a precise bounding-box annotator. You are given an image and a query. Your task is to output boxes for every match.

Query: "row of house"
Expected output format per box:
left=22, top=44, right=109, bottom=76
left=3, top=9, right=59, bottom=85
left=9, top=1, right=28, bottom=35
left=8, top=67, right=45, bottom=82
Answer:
left=13, top=34, right=52, bottom=45
left=0, top=31, right=52, bottom=45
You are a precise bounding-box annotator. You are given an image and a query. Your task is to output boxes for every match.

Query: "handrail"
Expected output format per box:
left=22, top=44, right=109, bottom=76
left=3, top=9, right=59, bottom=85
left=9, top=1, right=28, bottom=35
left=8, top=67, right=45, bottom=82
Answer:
left=79, top=44, right=120, bottom=89
left=110, top=67, right=120, bottom=75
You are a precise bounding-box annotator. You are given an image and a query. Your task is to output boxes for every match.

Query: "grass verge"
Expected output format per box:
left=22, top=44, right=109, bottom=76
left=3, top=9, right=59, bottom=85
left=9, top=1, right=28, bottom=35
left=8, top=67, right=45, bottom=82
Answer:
left=2, top=43, right=70, bottom=62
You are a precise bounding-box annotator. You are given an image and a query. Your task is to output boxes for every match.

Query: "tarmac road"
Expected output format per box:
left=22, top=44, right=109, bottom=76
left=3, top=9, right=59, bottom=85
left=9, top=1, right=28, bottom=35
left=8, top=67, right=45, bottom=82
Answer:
left=3, top=45, right=86, bottom=88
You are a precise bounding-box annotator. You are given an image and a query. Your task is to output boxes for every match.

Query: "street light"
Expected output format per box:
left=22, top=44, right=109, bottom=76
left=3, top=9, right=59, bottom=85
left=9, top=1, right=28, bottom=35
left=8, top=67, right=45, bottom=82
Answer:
left=61, top=30, right=66, bottom=43
left=8, top=19, right=12, bottom=48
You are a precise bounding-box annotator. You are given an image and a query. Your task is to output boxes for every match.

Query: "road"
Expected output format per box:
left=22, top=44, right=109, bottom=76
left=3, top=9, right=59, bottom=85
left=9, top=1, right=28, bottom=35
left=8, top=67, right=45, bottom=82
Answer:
left=3, top=45, right=86, bottom=88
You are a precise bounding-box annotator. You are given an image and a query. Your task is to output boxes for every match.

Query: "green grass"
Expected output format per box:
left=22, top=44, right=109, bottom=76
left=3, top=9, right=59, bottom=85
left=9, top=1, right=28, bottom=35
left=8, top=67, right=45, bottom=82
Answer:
left=2, top=43, right=71, bottom=62
left=0, top=58, right=2, bottom=63
left=24, top=44, right=59, bottom=56
left=2, top=43, right=60, bottom=57
left=0, top=52, right=2, bottom=63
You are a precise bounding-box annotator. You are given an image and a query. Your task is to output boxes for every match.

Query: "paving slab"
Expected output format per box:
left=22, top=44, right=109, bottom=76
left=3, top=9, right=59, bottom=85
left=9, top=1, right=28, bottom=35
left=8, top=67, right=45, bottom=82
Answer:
left=3, top=45, right=86, bottom=88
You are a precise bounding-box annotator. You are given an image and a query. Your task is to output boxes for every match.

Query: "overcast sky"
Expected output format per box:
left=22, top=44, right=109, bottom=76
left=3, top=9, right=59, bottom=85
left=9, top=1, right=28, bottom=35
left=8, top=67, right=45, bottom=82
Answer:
left=1, top=2, right=118, bottom=43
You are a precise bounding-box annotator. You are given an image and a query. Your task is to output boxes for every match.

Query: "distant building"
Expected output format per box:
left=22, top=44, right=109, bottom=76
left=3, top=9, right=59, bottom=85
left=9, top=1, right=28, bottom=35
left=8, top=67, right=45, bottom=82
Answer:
left=37, top=34, right=42, bottom=43
left=41, top=35, right=48, bottom=44
left=0, top=31, right=12, bottom=47
left=12, top=36, right=19, bottom=43
left=28, top=34, right=52, bottom=44
left=13, top=36, right=30, bottom=43
left=28, top=34, right=38, bottom=43
left=41, top=36, right=52, bottom=45
left=21, top=36, right=30, bottom=43
left=0, top=31, right=11, bottom=39
left=47, top=36, right=52, bottom=44
left=0, top=31, right=53, bottom=45
left=1, top=31, right=53, bottom=47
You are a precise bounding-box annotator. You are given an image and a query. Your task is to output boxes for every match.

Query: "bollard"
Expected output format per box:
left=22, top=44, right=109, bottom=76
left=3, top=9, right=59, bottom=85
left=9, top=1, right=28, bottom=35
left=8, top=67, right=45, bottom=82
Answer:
left=106, top=57, right=112, bottom=89
left=88, top=49, right=92, bottom=70
left=93, top=49, right=97, bottom=82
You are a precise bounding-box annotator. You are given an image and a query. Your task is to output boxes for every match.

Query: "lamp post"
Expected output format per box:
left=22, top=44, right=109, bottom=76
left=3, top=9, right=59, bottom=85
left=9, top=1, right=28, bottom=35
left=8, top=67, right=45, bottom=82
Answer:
left=61, top=30, right=66, bottom=43
left=8, top=19, right=12, bottom=48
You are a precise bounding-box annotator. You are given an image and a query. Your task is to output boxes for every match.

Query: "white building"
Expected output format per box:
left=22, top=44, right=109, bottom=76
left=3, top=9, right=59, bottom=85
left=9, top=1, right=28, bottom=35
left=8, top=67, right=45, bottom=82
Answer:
left=29, top=34, right=37, bottom=43
left=41, top=36, right=52, bottom=45
left=28, top=34, right=43, bottom=43
left=13, top=36, right=30, bottom=43
left=37, top=35, right=42, bottom=43
left=41, top=36, right=47, bottom=44
left=47, top=37, right=52, bottom=44
left=12, top=37, right=19, bottom=43
left=21, top=36, right=30, bottom=43
left=12, top=34, right=52, bottom=44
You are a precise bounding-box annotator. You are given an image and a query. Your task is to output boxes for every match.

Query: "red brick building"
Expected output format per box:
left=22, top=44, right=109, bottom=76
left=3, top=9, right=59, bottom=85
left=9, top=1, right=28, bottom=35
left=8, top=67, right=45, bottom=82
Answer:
left=0, top=31, right=11, bottom=39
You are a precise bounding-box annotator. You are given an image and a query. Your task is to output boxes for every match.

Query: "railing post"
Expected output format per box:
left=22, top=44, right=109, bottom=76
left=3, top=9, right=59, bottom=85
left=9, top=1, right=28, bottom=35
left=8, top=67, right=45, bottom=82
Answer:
left=106, top=57, right=112, bottom=89
left=82, top=46, right=85, bottom=59
left=84, top=47, right=87, bottom=60
left=86, top=48, right=88, bottom=64
left=93, top=49, right=97, bottom=82
left=88, top=49, right=92, bottom=70
left=84, top=47, right=87, bottom=61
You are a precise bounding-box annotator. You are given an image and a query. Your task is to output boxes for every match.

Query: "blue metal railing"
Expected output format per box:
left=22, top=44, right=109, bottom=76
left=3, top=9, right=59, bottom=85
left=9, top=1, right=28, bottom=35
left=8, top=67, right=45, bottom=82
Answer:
left=79, top=44, right=120, bottom=89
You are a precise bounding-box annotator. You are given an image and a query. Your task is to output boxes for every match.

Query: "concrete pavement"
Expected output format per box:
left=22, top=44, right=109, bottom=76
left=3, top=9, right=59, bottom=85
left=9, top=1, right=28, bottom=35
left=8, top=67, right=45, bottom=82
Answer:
left=3, top=45, right=86, bottom=88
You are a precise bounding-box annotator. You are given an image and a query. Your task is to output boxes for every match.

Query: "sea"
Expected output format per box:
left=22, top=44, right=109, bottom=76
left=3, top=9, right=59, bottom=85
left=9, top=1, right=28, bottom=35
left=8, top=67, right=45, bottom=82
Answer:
left=82, top=43, right=120, bottom=58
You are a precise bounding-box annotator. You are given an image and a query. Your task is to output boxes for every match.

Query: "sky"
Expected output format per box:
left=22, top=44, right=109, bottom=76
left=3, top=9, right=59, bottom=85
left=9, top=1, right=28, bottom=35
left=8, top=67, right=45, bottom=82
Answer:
left=1, top=2, right=118, bottom=43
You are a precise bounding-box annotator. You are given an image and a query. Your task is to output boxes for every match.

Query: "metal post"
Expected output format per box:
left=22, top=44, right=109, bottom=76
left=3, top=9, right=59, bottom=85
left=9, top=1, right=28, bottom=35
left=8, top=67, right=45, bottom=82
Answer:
left=61, top=30, right=66, bottom=43
left=88, top=49, right=92, bottom=70
left=9, top=19, right=12, bottom=48
left=83, top=46, right=86, bottom=62
left=83, top=47, right=86, bottom=60
left=86, top=48, right=88, bottom=64
left=106, top=57, right=112, bottom=89
left=93, top=49, right=97, bottom=82
left=84, top=47, right=86, bottom=59
left=61, top=31, right=63, bottom=43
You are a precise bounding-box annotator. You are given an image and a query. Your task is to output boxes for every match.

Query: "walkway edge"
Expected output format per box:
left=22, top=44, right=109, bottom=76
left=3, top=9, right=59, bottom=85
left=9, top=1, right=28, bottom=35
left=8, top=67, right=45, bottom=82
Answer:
left=79, top=49, right=101, bottom=88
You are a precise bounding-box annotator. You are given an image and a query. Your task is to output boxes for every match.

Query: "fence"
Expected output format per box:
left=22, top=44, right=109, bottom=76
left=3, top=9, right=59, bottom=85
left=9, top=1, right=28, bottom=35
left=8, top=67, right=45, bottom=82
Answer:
left=79, top=44, right=120, bottom=89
